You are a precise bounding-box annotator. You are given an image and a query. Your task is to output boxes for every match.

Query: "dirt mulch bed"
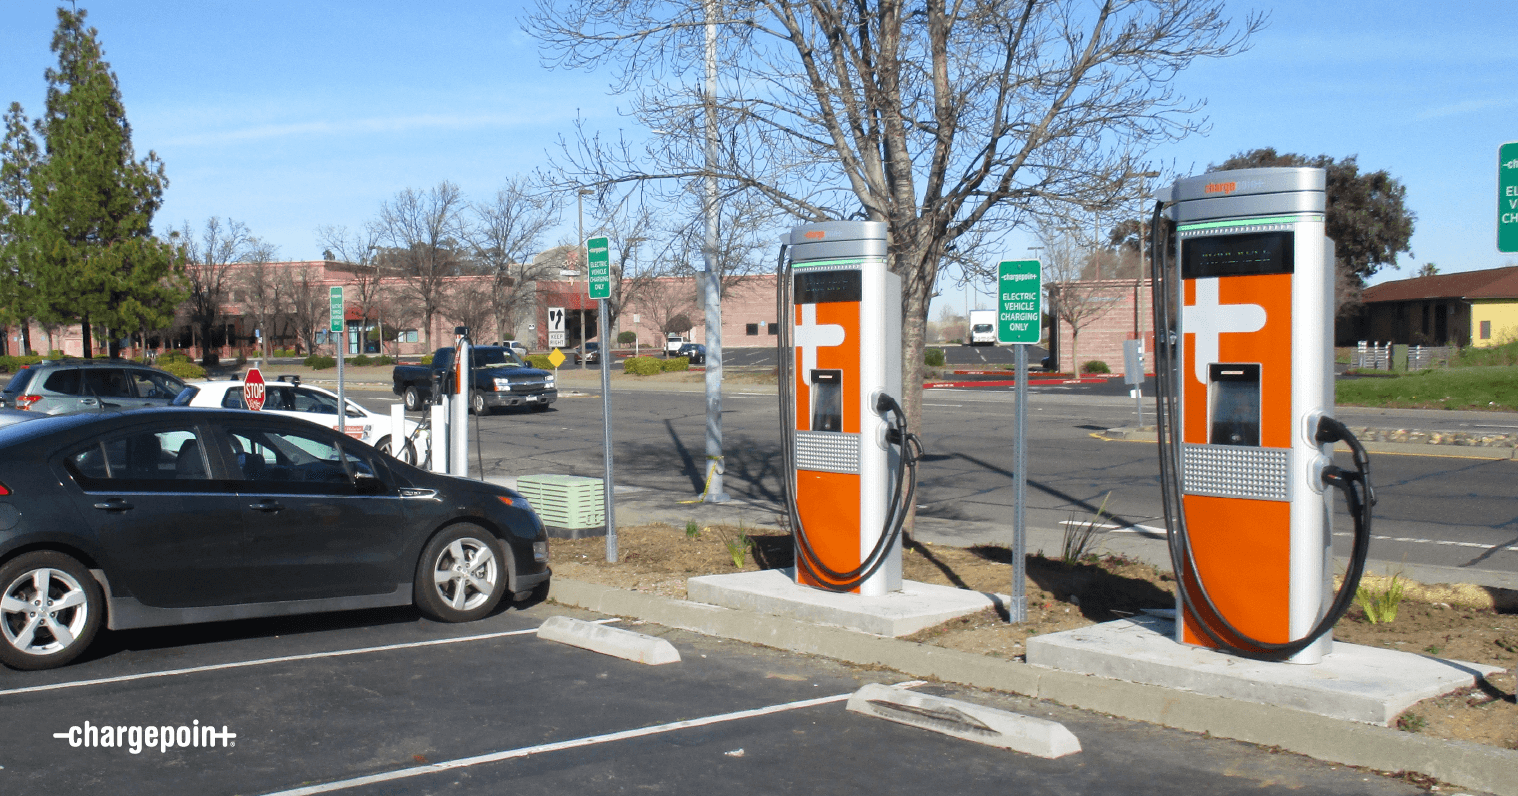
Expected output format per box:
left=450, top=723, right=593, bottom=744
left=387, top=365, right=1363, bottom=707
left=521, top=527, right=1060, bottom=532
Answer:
left=550, top=522, right=1518, bottom=750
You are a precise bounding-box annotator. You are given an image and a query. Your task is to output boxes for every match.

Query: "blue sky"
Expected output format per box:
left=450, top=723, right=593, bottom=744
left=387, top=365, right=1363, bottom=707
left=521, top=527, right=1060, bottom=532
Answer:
left=2, top=1, right=1514, bottom=320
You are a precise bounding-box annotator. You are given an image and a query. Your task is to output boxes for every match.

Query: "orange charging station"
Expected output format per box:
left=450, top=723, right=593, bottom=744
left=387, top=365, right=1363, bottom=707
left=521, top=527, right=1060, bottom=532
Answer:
left=1153, top=167, right=1374, bottom=663
left=777, top=221, right=919, bottom=596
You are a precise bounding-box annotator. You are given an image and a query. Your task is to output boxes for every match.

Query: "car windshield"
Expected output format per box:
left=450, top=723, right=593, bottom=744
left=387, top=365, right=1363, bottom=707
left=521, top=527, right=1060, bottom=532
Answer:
left=3, top=369, right=30, bottom=393
left=471, top=348, right=526, bottom=368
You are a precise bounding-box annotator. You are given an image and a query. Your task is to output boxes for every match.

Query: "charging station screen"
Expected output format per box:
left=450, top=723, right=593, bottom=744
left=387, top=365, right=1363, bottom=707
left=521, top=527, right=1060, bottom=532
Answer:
left=1208, top=363, right=1261, bottom=446
left=1183, top=231, right=1293, bottom=279
left=794, top=269, right=862, bottom=304
left=810, top=370, right=843, bottom=431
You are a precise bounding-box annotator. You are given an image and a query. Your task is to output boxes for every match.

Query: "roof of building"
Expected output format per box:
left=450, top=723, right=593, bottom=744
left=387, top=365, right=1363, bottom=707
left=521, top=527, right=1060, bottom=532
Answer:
left=1361, top=265, right=1518, bottom=303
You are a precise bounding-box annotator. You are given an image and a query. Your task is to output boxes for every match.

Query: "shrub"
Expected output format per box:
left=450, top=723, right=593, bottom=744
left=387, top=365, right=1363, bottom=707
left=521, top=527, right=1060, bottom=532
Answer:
left=158, top=350, right=192, bottom=365
left=371, top=355, right=395, bottom=366
left=526, top=354, right=554, bottom=369
left=661, top=356, right=690, bottom=373
left=273, top=347, right=300, bottom=358
left=617, top=331, right=637, bottom=345
left=47, top=349, right=65, bottom=360
left=304, top=354, right=337, bottom=370
left=346, top=354, right=373, bottom=366
left=159, top=360, right=206, bottom=380
left=1355, top=572, right=1407, bottom=624
left=1082, top=360, right=1110, bottom=374
left=924, top=347, right=946, bottom=367
left=623, top=356, right=664, bottom=375
left=420, top=354, right=434, bottom=365
left=0, top=355, right=42, bottom=373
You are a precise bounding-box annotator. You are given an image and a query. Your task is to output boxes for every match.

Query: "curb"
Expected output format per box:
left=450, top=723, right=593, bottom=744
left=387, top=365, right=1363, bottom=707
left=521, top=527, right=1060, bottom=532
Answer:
left=537, top=615, right=681, bottom=665
left=545, top=577, right=1518, bottom=796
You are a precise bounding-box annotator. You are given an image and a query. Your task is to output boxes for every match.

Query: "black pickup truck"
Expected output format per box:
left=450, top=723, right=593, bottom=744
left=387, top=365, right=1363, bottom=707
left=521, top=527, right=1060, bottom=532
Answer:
left=392, top=346, right=557, bottom=414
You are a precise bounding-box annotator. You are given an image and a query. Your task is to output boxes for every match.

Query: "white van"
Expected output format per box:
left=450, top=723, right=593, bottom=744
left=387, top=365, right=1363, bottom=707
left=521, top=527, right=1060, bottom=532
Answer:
left=665, top=333, right=687, bottom=356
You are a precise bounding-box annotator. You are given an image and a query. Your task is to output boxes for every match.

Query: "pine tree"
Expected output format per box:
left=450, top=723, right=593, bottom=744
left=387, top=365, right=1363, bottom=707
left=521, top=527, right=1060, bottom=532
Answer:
left=27, top=8, right=184, bottom=359
left=0, top=102, right=40, bottom=356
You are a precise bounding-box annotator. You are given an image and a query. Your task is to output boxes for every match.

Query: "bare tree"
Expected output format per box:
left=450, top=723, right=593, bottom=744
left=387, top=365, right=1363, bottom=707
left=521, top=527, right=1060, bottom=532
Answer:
left=1043, top=228, right=1118, bottom=374
left=467, top=177, right=561, bottom=343
left=236, top=242, right=284, bottom=360
left=527, top=0, right=1259, bottom=444
left=375, top=182, right=467, bottom=347
left=638, top=275, right=698, bottom=342
left=180, top=217, right=255, bottom=366
left=316, top=224, right=392, bottom=353
left=280, top=263, right=329, bottom=356
left=443, top=278, right=497, bottom=344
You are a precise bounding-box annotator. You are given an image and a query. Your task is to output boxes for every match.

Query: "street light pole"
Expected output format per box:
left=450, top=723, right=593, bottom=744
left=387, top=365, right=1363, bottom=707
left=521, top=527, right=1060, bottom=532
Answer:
left=700, top=0, right=728, bottom=503
left=577, top=189, right=592, bottom=370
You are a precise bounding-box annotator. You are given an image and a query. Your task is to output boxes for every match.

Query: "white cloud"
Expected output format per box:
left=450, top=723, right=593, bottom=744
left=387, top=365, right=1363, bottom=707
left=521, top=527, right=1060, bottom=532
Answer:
left=161, top=111, right=552, bottom=147
left=1414, top=98, right=1517, bottom=122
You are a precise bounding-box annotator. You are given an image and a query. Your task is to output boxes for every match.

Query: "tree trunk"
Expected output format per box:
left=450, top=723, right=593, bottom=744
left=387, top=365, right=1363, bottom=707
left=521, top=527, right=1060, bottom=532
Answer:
left=21, top=321, right=32, bottom=356
left=81, top=314, right=93, bottom=359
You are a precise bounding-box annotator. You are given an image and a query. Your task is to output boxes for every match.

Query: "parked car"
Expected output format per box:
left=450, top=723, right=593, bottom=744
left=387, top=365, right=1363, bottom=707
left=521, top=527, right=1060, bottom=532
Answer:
left=493, top=340, right=529, bottom=357
left=0, top=408, right=40, bottom=428
left=676, top=343, right=706, bottom=365
left=392, top=346, right=557, bottom=414
left=574, top=342, right=601, bottom=365
left=0, top=359, right=187, bottom=415
left=665, top=333, right=687, bottom=356
left=0, top=408, right=551, bottom=670
left=172, top=376, right=424, bottom=463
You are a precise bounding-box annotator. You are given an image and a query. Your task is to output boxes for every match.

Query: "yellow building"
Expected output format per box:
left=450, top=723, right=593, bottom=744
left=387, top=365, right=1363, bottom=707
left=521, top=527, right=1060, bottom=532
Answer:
left=1358, top=265, right=1518, bottom=347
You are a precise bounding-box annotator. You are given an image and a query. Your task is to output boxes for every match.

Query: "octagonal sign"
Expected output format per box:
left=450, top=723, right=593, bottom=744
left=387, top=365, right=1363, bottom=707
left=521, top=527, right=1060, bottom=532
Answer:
left=243, top=368, right=266, bottom=411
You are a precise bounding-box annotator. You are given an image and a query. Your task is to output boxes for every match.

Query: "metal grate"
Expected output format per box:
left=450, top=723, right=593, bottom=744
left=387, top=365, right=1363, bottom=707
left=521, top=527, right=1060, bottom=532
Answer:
left=795, top=431, right=860, bottom=474
left=1182, top=444, right=1290, bottom=501
left=515, top=474, right=604, bottom=530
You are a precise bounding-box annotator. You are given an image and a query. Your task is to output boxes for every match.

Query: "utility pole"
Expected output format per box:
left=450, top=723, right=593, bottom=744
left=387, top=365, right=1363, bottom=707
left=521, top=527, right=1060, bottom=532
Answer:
left=700, top=0, right=728, bottom=503
left=577, top=189, right=592, bottom=369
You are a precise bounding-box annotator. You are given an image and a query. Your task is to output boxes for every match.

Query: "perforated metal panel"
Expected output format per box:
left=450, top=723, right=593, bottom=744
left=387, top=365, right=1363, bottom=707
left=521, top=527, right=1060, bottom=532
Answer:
left=795, top=431, right=860, bottom=474
left=1182, top=444, right=1290, bottom=501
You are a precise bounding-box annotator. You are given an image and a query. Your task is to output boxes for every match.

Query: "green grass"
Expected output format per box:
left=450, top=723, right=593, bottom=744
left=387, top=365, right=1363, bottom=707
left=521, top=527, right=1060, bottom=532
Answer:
left=1336, top=365, right=1518, bottom=411
left=1452, top=339, right=1518, bottom=367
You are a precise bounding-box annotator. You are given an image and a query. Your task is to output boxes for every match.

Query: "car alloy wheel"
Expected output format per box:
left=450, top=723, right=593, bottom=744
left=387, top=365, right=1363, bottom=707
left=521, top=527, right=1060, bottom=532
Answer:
left=0, top=552, right=103, bottom=670
left=470, top=392, right=487, bottom=415
left=403, top=386, right=423, bottom=412
left=377, top=435, right=418, bottom=465
left=415, top=525, right=505, bottom=622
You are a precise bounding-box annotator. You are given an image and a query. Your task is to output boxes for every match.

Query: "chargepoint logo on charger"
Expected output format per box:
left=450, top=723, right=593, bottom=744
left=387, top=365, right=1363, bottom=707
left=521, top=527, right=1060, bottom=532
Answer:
left=53, top=721, right=237, bottom=754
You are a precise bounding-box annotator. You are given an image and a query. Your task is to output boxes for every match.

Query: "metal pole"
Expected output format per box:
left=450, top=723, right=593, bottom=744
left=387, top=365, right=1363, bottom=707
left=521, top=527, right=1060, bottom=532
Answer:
left=1011, top=342, right=1028, bottom=623
left=700, top=0, right=728, bottom=503
left=577, top=193, right=588, bottom=370
left=599, top=297, right=618, bottom=562
left=336, top=324, right=346, bottom=441
left=450, top=335, right=470, bottom=477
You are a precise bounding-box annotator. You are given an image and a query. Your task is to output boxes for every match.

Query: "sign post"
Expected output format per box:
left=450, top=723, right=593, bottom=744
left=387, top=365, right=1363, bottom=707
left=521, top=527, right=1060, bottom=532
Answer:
left=998, top=259, right=1042, bottom=624
left=586, top=236, right=618, bottom=563
left=330, top=287, right=345, bottom=435
left=1500, top=141, right=1518, bottom=254
left=243, top=367, right=266, bottom=412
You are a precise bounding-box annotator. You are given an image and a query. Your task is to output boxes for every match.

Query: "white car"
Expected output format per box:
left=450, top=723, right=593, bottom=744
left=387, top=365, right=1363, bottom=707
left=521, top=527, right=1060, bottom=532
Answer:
left=172, top=376, right=425, bottom=464
left=493, top=340, right=529, bottom=357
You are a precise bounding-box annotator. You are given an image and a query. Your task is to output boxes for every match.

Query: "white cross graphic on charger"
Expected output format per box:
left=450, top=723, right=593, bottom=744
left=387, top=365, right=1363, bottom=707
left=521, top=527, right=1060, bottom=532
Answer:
left=1181, top=278, right=1266, bottom=384
left=793, top=303, right=845, bottom=383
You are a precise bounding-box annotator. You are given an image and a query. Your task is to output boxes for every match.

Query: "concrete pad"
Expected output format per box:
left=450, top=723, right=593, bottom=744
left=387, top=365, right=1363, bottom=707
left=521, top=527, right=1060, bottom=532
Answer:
left=847, top=683, right=1081, bottom=758
left=537, top=616, right=681, bottom=665
left=686, top=569, right=1006, bottom=637
left=1026, top=615, right=1503, bottom=725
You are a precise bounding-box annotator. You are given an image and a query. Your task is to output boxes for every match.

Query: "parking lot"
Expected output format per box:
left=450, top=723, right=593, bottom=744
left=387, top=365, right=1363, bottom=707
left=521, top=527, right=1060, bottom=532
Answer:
left=0, top=594, right=1437, bottom=796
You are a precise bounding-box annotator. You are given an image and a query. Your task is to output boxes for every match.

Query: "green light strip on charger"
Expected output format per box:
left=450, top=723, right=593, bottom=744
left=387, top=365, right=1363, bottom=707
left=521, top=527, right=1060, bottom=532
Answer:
left=1178, top=214, right=1321, bottom=231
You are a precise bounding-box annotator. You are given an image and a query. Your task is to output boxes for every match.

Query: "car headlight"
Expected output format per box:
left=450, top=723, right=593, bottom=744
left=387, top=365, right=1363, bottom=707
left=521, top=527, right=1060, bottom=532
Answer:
left=493, top=378, right=512, bottom=390
left=544, top=374, right=555, bottom=387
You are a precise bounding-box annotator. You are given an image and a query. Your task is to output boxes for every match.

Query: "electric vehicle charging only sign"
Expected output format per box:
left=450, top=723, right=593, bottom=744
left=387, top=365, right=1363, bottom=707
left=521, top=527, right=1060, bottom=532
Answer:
left=1500, top=141, right=1518, bottom=254
left=997, top=260, right=1042, bottom=344
left=587, top=236, right=611, bottom=299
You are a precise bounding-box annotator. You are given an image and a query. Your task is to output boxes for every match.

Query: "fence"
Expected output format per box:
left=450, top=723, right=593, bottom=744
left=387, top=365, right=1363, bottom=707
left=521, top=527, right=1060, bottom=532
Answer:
left=1354, top=341, right=1451, bottom=372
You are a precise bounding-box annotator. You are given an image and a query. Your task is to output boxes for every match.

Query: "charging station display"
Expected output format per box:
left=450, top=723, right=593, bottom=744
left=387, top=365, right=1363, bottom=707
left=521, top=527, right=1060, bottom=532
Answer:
left=1153, top=167, right=1374, bottom=664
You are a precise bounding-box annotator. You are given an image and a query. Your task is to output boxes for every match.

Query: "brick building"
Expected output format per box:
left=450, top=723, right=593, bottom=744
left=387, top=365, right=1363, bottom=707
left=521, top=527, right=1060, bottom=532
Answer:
left=1048, top=277, right=1153, bottom=374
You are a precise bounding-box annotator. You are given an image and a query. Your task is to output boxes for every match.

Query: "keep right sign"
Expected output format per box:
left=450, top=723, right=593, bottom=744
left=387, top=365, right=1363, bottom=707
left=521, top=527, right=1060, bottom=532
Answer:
left=997, top=259, right=1042, bottom=345
left=1500, top=141, right=1518, bottom=254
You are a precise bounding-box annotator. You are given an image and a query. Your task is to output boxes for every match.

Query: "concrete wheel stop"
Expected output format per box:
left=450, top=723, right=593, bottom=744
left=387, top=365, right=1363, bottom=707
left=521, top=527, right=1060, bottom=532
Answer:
left=686, top=569, right=1007, bottom=637
left=1025, top=614, right=1504, bottom=725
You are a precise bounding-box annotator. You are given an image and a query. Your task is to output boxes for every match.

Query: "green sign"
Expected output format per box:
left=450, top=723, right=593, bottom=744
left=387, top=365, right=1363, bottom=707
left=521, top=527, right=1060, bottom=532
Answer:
left=997, top=260, right=1042, bottom=344
left=1501, top=141, right=1518, bottom=254
left=587, top=236, right=611, bottom=300
left=329, top=286, right=344, bottom=333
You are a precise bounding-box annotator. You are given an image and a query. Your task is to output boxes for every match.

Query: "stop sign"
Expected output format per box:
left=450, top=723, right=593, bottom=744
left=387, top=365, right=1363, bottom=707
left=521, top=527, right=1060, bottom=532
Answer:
left=243, top=368, right=266, bottom=411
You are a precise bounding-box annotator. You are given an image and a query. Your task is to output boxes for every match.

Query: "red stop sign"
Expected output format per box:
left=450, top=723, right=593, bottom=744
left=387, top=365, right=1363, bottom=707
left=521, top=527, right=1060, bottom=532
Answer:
left=243, top=368, right=266, bottom=411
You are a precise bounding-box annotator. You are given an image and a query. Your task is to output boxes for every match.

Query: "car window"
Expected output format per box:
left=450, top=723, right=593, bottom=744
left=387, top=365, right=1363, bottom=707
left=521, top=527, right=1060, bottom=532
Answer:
left=44, top=369, right=81, bottom=395
left=68, top=426, right=212, bottom=487
left=221, top=386, right=246, bottom=409
left=471, top=348, right=525, bottom=368
left=83, top=369, right=133, bottom=398
left=291, top=387, right=339, bottom=414
left=4, top=370, right=30, bottom=392
left=223, top=425, right=367, bottom=493
left=171, top=385, right=200, bottom=406
left=128, top=370, right=185, bottom=400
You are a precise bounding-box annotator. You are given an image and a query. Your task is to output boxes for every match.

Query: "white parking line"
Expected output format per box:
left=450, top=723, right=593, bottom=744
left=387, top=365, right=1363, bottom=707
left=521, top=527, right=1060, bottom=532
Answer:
left=259, top=680, right=928, bottom=796
left=0, top=620, right=620, bottom=699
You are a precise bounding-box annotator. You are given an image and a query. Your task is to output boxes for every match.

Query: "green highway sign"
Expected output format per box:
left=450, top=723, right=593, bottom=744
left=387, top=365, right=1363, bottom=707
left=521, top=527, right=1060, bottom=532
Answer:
left=1501, top=141, right=1518, bottom=254
left=997, top=259, right=1042, bottom=344
left=329, top=286, right=344, bottom=333
left=587, top=236, right=611, bottom=300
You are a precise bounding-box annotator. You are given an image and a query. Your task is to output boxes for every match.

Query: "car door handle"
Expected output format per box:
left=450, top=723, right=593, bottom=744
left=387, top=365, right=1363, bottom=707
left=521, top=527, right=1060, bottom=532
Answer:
left=93, top=499, right=133, bottom=512
left=249, top=500, right=285, bottom=513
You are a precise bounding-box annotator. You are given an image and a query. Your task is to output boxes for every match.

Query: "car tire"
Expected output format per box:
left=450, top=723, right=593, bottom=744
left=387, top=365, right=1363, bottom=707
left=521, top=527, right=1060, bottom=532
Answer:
left=0, top=551, right=104, bottom=671
left=403, top=386, right=423, bottom=412
left=414, top=525, right=507, bottom=623
left=470, top=392, right=488, bottom=415
left=376, top=435, right=418, bottom=465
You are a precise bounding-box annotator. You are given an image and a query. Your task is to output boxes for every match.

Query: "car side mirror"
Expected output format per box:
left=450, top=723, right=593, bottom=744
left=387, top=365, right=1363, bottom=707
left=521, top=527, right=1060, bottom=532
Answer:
left=354, top=471, right=384, bottom=495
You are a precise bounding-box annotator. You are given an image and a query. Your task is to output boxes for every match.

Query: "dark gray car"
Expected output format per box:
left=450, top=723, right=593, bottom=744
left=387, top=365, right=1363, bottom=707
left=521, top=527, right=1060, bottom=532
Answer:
left=0, top=360, right=186, bottom=415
